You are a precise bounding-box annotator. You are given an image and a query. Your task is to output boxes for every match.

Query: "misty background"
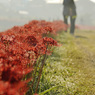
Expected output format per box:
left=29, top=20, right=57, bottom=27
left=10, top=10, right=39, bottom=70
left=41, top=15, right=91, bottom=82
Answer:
left=0, top=0, right=95, bottom=31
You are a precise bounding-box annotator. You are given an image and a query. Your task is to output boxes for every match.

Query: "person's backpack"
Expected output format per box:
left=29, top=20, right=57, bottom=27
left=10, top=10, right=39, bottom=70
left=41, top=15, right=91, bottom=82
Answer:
left=63, top=0, right=72, bottom=5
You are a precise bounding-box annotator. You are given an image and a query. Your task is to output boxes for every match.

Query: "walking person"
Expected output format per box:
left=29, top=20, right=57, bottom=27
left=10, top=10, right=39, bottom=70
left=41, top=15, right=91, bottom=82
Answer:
left=63, top=0, right=77, bottom=35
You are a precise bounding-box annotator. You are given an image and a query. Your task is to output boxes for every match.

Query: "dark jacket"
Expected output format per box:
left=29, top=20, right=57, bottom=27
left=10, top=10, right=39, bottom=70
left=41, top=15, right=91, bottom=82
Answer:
left=63, top=0, right=77, bottom=16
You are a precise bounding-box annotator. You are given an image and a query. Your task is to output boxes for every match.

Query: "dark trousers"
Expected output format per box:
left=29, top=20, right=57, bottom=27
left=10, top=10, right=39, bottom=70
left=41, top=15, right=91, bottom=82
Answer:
left=64, top=15, right=76, bottom=35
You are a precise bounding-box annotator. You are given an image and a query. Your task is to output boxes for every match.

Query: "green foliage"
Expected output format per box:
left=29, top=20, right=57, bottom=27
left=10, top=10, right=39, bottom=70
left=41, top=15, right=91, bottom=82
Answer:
left=27, top=30, right=95, bottom=95
left=39, top=86, right=63, bottom=95
left=38, top=30, right=95, bottom=95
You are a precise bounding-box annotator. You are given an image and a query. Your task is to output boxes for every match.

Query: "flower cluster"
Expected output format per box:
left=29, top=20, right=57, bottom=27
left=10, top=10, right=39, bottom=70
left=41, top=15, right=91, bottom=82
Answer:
left=0, top=20, right=67, bottom=95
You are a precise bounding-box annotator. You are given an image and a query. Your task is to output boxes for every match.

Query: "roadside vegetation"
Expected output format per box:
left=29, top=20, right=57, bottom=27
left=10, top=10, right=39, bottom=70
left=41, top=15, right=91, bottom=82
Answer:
left=39, top=29, right=95, bottom=95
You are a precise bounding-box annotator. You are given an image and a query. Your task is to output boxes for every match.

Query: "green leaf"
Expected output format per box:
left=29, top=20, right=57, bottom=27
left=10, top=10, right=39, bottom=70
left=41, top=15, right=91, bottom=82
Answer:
left=39, top=85, right=63, bottom=95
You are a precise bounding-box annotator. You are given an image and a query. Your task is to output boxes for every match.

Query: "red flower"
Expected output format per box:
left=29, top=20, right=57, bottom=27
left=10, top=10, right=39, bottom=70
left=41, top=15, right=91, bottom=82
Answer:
left=0, top=19, right=67, bottom=95
left=34, top=93, right=38, bottom=95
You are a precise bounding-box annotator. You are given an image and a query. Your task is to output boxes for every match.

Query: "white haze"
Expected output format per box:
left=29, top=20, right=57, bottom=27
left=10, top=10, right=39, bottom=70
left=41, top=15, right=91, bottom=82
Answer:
left=0, top=0, right=95, bottom=31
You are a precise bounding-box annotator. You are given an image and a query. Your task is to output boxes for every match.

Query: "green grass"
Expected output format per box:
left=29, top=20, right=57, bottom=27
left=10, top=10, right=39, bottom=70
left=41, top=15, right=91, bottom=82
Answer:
left=40, top=30, right=95, bottom=95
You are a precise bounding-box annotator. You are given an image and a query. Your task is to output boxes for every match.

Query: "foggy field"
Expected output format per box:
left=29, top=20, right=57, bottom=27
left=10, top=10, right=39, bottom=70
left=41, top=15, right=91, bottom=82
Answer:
left=0, top=0, right=95, bottom=95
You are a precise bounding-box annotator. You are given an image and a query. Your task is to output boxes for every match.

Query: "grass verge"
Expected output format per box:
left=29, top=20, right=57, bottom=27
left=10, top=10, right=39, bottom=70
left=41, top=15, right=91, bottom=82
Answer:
left=40, top=30, right=95, bottom=95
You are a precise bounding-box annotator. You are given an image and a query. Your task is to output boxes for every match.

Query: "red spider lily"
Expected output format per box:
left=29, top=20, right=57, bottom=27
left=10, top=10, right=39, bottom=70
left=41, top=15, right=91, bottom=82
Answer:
left=0, top=20, right=67, bottom=95
left=34, top=94, right=38, bottom=95
left=43, top=37, right=58, bottom=46
left=25, top=36, right=38, bottom=46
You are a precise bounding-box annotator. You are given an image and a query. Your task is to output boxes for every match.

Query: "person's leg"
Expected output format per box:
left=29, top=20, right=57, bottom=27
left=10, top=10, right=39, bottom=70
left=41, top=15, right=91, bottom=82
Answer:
left=64, top=15, right=68, bottom=32
left=64, top=15, right=68, bottom=24
left=70, top=16, right=76, bottom=35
